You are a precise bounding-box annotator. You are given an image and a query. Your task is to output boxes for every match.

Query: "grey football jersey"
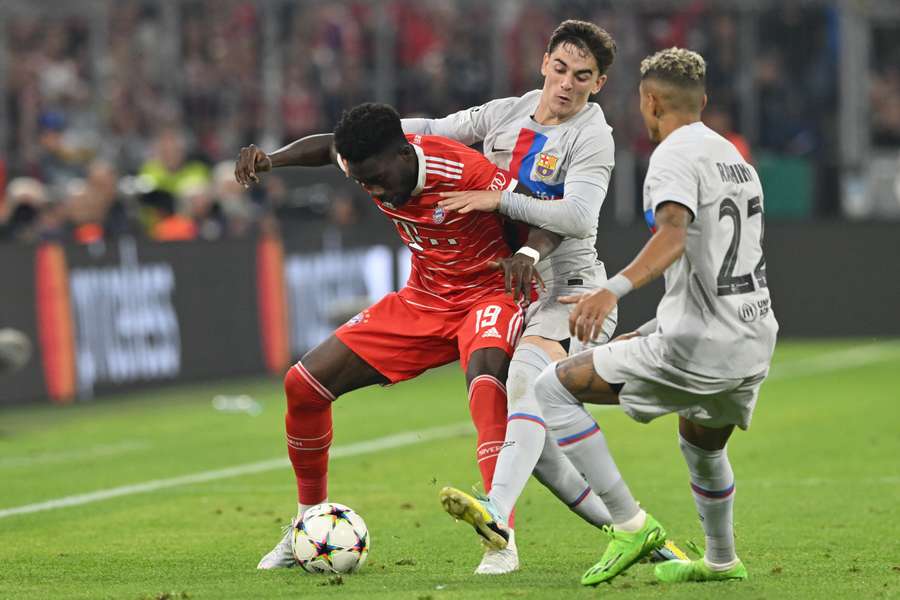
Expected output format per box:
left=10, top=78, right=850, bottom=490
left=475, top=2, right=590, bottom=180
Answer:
left=402, top=89, right=615, bottom=288
left=643, top=122, right=778, bottom=378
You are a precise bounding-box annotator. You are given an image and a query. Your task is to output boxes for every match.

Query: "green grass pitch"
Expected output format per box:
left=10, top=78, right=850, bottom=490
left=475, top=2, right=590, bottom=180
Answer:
left=1, top=340, right=898, bottom=599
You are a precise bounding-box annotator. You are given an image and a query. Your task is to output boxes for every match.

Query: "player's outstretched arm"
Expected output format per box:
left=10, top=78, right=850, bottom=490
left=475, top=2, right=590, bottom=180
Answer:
left=235, top=133, right=336, bottom=187
left=561, top=202, right=691, bottom=342
left=401, top=98, right=517, bottom=146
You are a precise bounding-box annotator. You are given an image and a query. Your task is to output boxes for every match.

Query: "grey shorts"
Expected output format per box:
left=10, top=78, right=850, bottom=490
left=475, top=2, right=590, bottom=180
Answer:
left=523, top=263, right=617, bottom=353
left=591, top=335, right=768, bottom=430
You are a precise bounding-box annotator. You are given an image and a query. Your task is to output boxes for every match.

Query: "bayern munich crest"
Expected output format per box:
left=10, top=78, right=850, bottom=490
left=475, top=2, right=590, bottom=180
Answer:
left=346, top=310, right=370, bottom=327
left=432, top=206, right=446, bottom=224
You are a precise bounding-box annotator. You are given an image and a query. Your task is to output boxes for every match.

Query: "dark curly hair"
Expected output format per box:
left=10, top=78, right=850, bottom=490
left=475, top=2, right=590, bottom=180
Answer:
left=333, top=103, right=407, bottom=163
left=547, top=20, right=616, bottom=76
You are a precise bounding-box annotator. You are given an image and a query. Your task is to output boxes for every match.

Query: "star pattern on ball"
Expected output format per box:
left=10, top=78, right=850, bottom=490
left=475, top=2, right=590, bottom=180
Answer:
left=310, top=535, right=340, bottom=565
left=326, top=506, right=352, bottom=525
left=351, top=530, right=368, bottom=553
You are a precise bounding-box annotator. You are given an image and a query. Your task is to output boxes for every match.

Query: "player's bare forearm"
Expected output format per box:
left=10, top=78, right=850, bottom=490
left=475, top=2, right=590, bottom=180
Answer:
left=235, top=134, right=337, bottom=187
left=524, top=226, right=562, bottom=258
left=269, top=134, right=336, bottom=168
left=619, top=202, right=690, bottom=289
left=561, top=203, right=689, bottom=343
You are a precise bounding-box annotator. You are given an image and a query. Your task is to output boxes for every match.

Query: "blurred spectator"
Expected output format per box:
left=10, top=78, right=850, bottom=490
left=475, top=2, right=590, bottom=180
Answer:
left=181, top=180, right=224, bottom=240
left=871, top=66, right=900, bottom=146
left=704, top=105, right=753, bottom=164
left=0, top=1, right=867, bottom=230
left=139, top=128, right=210, bottom=197
left=142, top=189, right=197, bottom=242
left=65, top=178, right=105, bottom=244
left=328, top=191, right=361, bottom=228
left=0, top=177, right=64, bottom=243
left=212, top=160, right=254, bottom=238
left=36, top=112, right=86, bottom=188
left=64, top=159, right=136, bottom=244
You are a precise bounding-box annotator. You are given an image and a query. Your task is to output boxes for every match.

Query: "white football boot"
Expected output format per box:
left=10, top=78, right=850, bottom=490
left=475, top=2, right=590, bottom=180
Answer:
left=475, top=529, right=519, bottom=575
left=256, top=518, right=299, bottom=569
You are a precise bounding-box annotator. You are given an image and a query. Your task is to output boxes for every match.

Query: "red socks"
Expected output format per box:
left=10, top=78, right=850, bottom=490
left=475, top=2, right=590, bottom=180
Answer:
left=284, top=363, right=335, bottom=505
left=468, top=375, right=508, bottom=492
left=285, top=365, right=513, bottom=525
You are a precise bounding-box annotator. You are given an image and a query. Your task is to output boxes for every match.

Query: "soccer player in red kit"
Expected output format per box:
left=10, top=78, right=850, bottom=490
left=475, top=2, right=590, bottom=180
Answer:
left=235, top=103, right=560, bottom=569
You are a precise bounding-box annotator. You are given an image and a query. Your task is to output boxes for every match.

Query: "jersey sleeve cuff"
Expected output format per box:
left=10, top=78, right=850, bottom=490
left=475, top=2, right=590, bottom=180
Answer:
left=651, top=194, right=697, bottom=221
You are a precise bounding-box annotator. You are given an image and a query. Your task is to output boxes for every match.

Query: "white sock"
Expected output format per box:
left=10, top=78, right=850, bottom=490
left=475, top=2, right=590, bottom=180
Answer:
left=488, top=344, right=613, bottom=528
left=705, top=556, right=740, bottom=571
left=535, top=363, right=640, bottom=524
left=679, top=435, right=737, bottom=565
left=488, top=345, right=552, bottom=521
left=298, top=501, right=324, bottom=519
left=532, top=437, right=613, bottom=526
left=615, top=508, right=647, bottom=533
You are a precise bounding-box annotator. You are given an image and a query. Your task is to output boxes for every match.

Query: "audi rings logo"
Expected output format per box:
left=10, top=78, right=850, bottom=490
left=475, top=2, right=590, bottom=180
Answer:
left=489, top=171, right=509, bottom=191
left=739, top=302, right=759, bottom=323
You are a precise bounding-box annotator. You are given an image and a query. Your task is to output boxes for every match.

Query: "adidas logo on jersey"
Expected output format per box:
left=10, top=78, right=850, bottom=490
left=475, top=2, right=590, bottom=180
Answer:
left=481, top=327, right=502, bottom=339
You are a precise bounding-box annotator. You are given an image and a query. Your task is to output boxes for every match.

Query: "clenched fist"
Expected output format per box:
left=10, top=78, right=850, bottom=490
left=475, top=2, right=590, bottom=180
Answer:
left=234, top=144, right=272, bottom=187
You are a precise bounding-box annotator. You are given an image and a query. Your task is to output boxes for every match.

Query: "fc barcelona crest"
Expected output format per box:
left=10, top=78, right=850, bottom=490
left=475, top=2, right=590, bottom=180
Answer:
left=535, top=152, right=559, bottom=179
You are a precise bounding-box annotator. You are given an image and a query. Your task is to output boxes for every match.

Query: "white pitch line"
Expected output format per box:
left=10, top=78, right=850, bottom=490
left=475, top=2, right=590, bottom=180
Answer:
left=0, top=441, right=150, bottom=469
left=0, top=422, right=473, bottom=520
left=765, top=342, right=900, bottom=381
left=2, top=342, right=897, bottom=520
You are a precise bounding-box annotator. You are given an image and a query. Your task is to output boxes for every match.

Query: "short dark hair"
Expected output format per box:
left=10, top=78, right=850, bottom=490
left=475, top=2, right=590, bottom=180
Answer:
left=547, top=20, right=616, bottom=76
left=333, top=103, right=406, bottom=163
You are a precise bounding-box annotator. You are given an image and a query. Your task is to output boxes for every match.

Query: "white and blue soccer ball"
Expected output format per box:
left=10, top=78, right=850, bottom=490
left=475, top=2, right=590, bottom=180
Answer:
left=292, top=502, right=370, bottom=574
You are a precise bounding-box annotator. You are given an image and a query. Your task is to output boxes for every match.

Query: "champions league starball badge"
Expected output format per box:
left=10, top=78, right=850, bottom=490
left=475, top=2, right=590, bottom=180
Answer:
left=432, top=206, right=446, bottom=224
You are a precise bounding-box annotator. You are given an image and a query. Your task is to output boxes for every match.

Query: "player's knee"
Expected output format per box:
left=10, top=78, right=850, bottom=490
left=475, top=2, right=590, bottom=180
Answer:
left=284, top=364, right=333, bottom=411
left=533, top=363, right=564, bottom=409
left=506, top=343, right=552, bottom=407
left=465, top=348, right=508, bottom=385
left=679, top=433, right=725, bottom=466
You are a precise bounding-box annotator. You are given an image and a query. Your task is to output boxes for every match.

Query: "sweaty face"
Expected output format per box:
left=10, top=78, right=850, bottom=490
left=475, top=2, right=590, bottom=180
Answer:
left=538, top=43, right=605, bottom=123
left=347, top=147, right=418, bottom=207
left=639, top=81, right=662, bottom=144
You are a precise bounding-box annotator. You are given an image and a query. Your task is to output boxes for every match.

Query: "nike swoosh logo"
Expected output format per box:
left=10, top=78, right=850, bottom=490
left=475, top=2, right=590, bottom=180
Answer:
left=489, top=145, right=510, bottom=153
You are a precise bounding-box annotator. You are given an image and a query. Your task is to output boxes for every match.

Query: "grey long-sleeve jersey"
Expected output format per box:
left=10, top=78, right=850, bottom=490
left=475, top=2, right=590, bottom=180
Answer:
left=402, top=89, right=615, bottom=287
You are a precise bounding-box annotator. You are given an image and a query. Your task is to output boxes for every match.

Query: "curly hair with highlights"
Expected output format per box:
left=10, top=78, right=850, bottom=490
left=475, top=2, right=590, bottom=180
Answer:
left=333, top=103, right=406, bottom=163
left=640, top=47, right=706, bottom=88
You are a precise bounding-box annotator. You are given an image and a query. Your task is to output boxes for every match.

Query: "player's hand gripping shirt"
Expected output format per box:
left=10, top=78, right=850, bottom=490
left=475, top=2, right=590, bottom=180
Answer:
left=372, top=134, right=520, bottom=311
left=402, top=89, right=614, bottom=287
left=643, top=122, right=778, bottom=378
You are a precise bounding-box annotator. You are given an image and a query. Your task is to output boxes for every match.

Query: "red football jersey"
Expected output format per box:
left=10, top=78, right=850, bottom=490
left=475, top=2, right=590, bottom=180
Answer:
left=372, top=134, right=519, bottom=311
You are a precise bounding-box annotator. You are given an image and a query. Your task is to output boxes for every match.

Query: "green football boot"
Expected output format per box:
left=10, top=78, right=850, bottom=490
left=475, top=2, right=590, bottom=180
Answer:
left=581, top=512, right=667, bottom=586
left=655, top=557, right=748, bottom=582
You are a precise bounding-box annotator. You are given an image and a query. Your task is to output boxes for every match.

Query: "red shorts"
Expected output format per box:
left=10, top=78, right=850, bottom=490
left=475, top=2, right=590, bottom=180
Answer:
left=335, top=291, right=525, bottom=383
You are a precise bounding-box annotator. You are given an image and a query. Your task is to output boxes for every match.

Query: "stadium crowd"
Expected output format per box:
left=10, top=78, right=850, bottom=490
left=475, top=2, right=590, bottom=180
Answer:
left=0, top=0, right=883, bottom=243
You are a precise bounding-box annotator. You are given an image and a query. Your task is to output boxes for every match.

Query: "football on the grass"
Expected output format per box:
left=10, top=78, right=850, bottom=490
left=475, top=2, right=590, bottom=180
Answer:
left=292, top=502, right=369, bottom=573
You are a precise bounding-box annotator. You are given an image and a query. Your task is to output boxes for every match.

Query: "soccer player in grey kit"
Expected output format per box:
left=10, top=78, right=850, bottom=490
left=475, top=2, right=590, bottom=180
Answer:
left=532, top=47, right=778, bottom=586
left=407, top=20, right=683, bottom=573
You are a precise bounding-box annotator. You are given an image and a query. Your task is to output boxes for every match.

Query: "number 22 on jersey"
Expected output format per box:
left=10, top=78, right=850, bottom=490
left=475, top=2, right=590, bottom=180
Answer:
left=716, top=196, right=767, bottom=297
